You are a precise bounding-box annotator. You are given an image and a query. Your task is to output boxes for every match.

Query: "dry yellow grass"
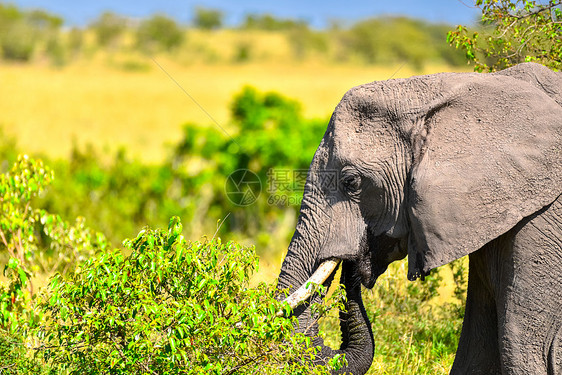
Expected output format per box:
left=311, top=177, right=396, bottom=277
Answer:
left=0, top=59, right=469, bottom=163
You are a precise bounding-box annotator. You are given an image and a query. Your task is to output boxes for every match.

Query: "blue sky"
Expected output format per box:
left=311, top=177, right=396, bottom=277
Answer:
left=7, top=0, right=481, bottom=27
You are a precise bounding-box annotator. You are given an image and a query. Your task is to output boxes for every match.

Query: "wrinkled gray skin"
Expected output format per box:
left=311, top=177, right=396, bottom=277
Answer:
left=276, top=62, right=562, bottom=374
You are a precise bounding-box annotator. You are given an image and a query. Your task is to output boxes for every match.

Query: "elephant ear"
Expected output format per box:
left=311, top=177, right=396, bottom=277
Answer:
left=406, top=67, right=562, bottom=280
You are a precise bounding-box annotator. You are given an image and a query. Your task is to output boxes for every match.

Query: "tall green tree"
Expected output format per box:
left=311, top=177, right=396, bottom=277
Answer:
left=193, top=7, right=223, bottom=30
left=0, top=4, right=62, bottom=62
left=448, top=0, right=562, bottom=71
left=90, top=11, right=127, bottom=47
left=241, top=14, right=308, bottom=30
left=136, top=14, right=185, bottom=52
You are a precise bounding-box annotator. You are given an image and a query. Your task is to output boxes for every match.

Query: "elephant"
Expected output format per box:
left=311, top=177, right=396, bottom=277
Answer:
left=276, top=62, right=562, bottom=374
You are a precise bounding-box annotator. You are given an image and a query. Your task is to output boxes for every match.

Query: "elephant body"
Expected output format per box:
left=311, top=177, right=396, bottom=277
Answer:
left=276, top=63, right=562, bottom=374
left=455, top=195, right=562, bottom=374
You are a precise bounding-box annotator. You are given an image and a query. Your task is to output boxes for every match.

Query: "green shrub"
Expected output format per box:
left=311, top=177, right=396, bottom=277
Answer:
left=0, top=5, right=63, bottom=62
left=136, top=14, right=185, bottom=53
left=241, top=14, right=308, bottom=31
left=90, top=12, right=127, bottom=48
left=0, top=329, right=47, bottom=374
left=0, top=155, right=103, bottom=330
left=37, top=217, right=344, bottom=374
left=0, top=20, right=36, bottom=61
left=0, top=155, right=107, bottom=373
left=0, top=155, right=346, bottom=374
left=338, top=17, right=463, bottom=69
left=192, top=7, right=224, bottom=30
left=287, top=26, right=329, bottom=60
left=170, top=87, right=327, bottom=251
left=36, top=87, right=327, bottom=257
left=67, top=27, right=84, bottom=56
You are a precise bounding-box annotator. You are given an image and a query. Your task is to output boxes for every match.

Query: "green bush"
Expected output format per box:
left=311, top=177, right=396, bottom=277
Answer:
left=0, top=329, right=47, bottom=374
left=0, top=5, right=63, bottom=62
left=37, top=217, right=345, bottom=374
left=170, top=87, right=327, bottom=251
left=0, top=155, right=346, bottom=374
left=0, top=20, right=36, bottom=61
left=338, top=17, right=464, bottom=69
left=193, top=7, right=224, bottom=30
left=287, top=26, right=329, bottom=60
left=136, top=14, right=185, bottom=53
left=0, top=155, right=107, bottom=373
left=0, top=155, right=105, bottom=330
left=241, top=14, right=308, bottom=31
left=36, top=87, right=327, bottom=257
left=89, top=12, right=127, bottom=48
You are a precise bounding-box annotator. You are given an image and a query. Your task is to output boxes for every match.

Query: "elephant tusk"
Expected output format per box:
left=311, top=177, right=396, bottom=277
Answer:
left=234, top=260, right=341, bottom=328
left=278, top=259, right=341, bottom=316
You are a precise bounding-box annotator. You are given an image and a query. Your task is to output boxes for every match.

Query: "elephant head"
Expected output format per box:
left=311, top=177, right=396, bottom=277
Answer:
left=276, top=62, right=562, bottom=374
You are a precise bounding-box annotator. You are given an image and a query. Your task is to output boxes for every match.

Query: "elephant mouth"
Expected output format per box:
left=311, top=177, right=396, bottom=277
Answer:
left=358, top=254, right=378, bottom=289
left=359, top=235, right=406, bottom=289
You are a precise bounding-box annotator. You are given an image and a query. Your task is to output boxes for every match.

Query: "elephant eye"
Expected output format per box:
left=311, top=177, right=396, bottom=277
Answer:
left=341, top=169, right=362, bottom=195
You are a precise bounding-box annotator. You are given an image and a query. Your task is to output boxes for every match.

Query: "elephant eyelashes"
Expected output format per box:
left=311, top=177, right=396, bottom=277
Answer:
left=341, top=168, right=362, bottom=197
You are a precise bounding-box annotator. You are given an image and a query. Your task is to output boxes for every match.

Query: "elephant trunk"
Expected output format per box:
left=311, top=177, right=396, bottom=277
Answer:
left=310, top=261, right=374, bottom=375
left=277, top=227, right=325, bottom=339
left=277, top=223, right=374, bottom=374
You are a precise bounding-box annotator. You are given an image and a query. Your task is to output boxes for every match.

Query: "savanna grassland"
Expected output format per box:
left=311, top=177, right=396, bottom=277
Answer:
left=0, top=4, right=473, bottom=374
left=1, top=47, right=468, bottom=163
